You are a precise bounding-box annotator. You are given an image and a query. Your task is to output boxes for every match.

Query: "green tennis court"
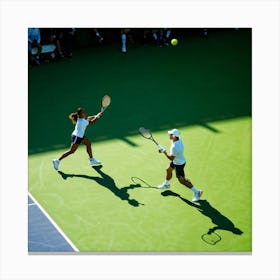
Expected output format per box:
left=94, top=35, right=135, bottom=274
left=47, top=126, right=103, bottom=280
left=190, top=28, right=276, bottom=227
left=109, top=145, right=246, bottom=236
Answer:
left=28, top=28, right=251, bottom=252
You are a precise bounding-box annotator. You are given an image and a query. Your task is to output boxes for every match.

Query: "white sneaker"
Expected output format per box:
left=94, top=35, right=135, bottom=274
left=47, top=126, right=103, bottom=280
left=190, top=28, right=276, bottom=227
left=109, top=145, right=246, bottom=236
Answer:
left=157, top=182, right=170, bottom=189
left=192, top=190, right=203, bottom=202
left=52, top=159, right=60, bottom=170
left=89, top=158, right=101, bottom=166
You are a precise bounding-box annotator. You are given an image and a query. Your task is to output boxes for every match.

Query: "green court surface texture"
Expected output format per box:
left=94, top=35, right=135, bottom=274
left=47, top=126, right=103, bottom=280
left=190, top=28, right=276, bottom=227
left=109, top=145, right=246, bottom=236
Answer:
left=28, top=28, right=252, bottom=252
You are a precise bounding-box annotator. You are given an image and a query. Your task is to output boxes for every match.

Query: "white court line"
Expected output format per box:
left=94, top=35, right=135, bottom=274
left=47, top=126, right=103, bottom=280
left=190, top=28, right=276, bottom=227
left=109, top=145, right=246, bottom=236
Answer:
left=28, top=203, right=36, bottom=206
left=28, top=192, right=79, bottom=252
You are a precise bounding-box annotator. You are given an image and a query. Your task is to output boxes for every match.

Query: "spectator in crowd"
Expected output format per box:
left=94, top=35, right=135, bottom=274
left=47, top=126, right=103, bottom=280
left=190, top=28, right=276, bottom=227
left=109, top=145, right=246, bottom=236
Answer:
left=93, top=28, right=104, bottom=43
left=28, top=28, right=42, bottom=65
left=152, top=28, right=172, bottom=46
left=61, top=28, right=76, bottom=57
left=120, top=29, right=135, bottom=53
left=203, top=28, right=208, bottom=39
left=162, top=28, right=172, bottom=45
left=40, top=28, right=64, bottom=60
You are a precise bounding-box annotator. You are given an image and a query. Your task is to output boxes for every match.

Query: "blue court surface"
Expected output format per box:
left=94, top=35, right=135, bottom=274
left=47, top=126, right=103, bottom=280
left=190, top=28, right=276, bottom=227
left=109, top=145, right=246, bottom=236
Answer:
left=28, top=194, right=77, bottom=252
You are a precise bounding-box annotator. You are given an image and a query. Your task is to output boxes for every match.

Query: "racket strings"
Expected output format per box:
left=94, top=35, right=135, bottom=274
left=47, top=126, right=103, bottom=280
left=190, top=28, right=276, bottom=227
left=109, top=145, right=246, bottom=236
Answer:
left=102, top=95, right=111, bottom=107
left=139, top=127, right=152, bottom=139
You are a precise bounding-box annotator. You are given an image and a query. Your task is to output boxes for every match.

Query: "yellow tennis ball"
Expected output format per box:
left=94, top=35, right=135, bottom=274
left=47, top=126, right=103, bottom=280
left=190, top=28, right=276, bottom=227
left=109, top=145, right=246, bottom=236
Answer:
left=171, top=38, right=178, bottom=46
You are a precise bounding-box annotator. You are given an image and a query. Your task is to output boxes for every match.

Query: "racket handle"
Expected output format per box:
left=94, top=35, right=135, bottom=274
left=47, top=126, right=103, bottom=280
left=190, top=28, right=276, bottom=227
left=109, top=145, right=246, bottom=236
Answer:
left=96, top=112, right=102, bottom=118
left=157, top=144, right=166, bottom=153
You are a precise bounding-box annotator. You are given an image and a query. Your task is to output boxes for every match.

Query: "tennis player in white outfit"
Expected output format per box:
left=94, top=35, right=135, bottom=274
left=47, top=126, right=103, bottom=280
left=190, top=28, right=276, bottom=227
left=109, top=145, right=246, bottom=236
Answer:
left=157, top=129, right=203, bottom=202
left=52, top=107, right=102, bottom=171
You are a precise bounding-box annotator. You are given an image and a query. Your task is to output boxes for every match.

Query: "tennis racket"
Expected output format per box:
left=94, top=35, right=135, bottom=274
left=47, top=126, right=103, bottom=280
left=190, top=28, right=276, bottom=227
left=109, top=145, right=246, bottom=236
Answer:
left=139, top=127, right=159, bottom=145
left=139, top=127, right=166, bottom=152
left=101, top=94, right=111, bottom=113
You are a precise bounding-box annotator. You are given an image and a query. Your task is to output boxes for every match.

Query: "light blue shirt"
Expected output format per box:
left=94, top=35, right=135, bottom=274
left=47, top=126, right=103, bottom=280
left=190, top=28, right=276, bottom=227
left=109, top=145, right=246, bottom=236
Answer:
left=170, top=138, right=186, bottom=165
left=72, top=118, right=89, bottom=138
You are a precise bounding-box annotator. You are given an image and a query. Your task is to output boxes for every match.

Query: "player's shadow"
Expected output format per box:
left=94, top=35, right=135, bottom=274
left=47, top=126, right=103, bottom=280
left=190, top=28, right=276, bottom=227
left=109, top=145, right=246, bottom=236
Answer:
left=57, top=166, right=144, bottom=207
left=161, top=190, right=243, bottom=236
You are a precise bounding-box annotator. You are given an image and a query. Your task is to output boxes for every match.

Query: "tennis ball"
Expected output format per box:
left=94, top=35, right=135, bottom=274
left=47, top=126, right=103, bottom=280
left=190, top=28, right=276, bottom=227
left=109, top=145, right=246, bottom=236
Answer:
left=171, top=38, right=178, bottom=46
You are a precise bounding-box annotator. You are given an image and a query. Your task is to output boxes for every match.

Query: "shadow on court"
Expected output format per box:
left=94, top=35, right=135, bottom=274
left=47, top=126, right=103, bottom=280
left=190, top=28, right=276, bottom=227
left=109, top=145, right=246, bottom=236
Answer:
left=57, top=166, right=144, bottom=207
left=161, top=190, right=243, bottom=240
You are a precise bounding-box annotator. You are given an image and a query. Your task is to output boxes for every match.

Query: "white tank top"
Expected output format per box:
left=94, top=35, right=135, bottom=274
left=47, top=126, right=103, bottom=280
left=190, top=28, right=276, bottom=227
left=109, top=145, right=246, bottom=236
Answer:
left=72, top=118, right=89, bottom=138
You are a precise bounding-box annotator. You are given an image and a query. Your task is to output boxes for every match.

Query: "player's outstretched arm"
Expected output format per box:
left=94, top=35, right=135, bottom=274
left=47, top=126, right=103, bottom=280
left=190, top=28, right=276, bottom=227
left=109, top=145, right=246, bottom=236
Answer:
left=88, top=112, right=102, bottom=124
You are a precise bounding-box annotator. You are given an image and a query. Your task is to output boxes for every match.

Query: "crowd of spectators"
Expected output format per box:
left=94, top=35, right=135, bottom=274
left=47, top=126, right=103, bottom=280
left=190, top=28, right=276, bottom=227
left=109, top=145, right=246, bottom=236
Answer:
left=28, top=28, right=76, bottom=66
left=28, top=28, right=217, bottom=67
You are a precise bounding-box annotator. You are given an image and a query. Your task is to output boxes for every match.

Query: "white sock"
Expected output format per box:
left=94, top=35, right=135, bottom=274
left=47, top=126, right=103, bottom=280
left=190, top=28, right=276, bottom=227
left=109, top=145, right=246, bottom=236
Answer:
left=191, top=186, right=199, bottom=194
left=165, top=179, right=170, bottom=185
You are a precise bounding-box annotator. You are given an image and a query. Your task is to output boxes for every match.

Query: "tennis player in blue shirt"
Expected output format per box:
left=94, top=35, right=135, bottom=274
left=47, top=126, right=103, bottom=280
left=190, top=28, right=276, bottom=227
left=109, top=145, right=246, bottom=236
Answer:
left=52, top=107, right=102, bottom=171
left=157, top=129, right=203, bottom=202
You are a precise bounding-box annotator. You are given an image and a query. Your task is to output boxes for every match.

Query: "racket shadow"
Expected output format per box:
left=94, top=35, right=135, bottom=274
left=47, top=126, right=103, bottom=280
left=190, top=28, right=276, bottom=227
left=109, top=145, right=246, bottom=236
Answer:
left=161, top=190, right=243, bottom=244
left=130, top=177, right=158, bottom=189
left=57, top=168, right=144, bottom=207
